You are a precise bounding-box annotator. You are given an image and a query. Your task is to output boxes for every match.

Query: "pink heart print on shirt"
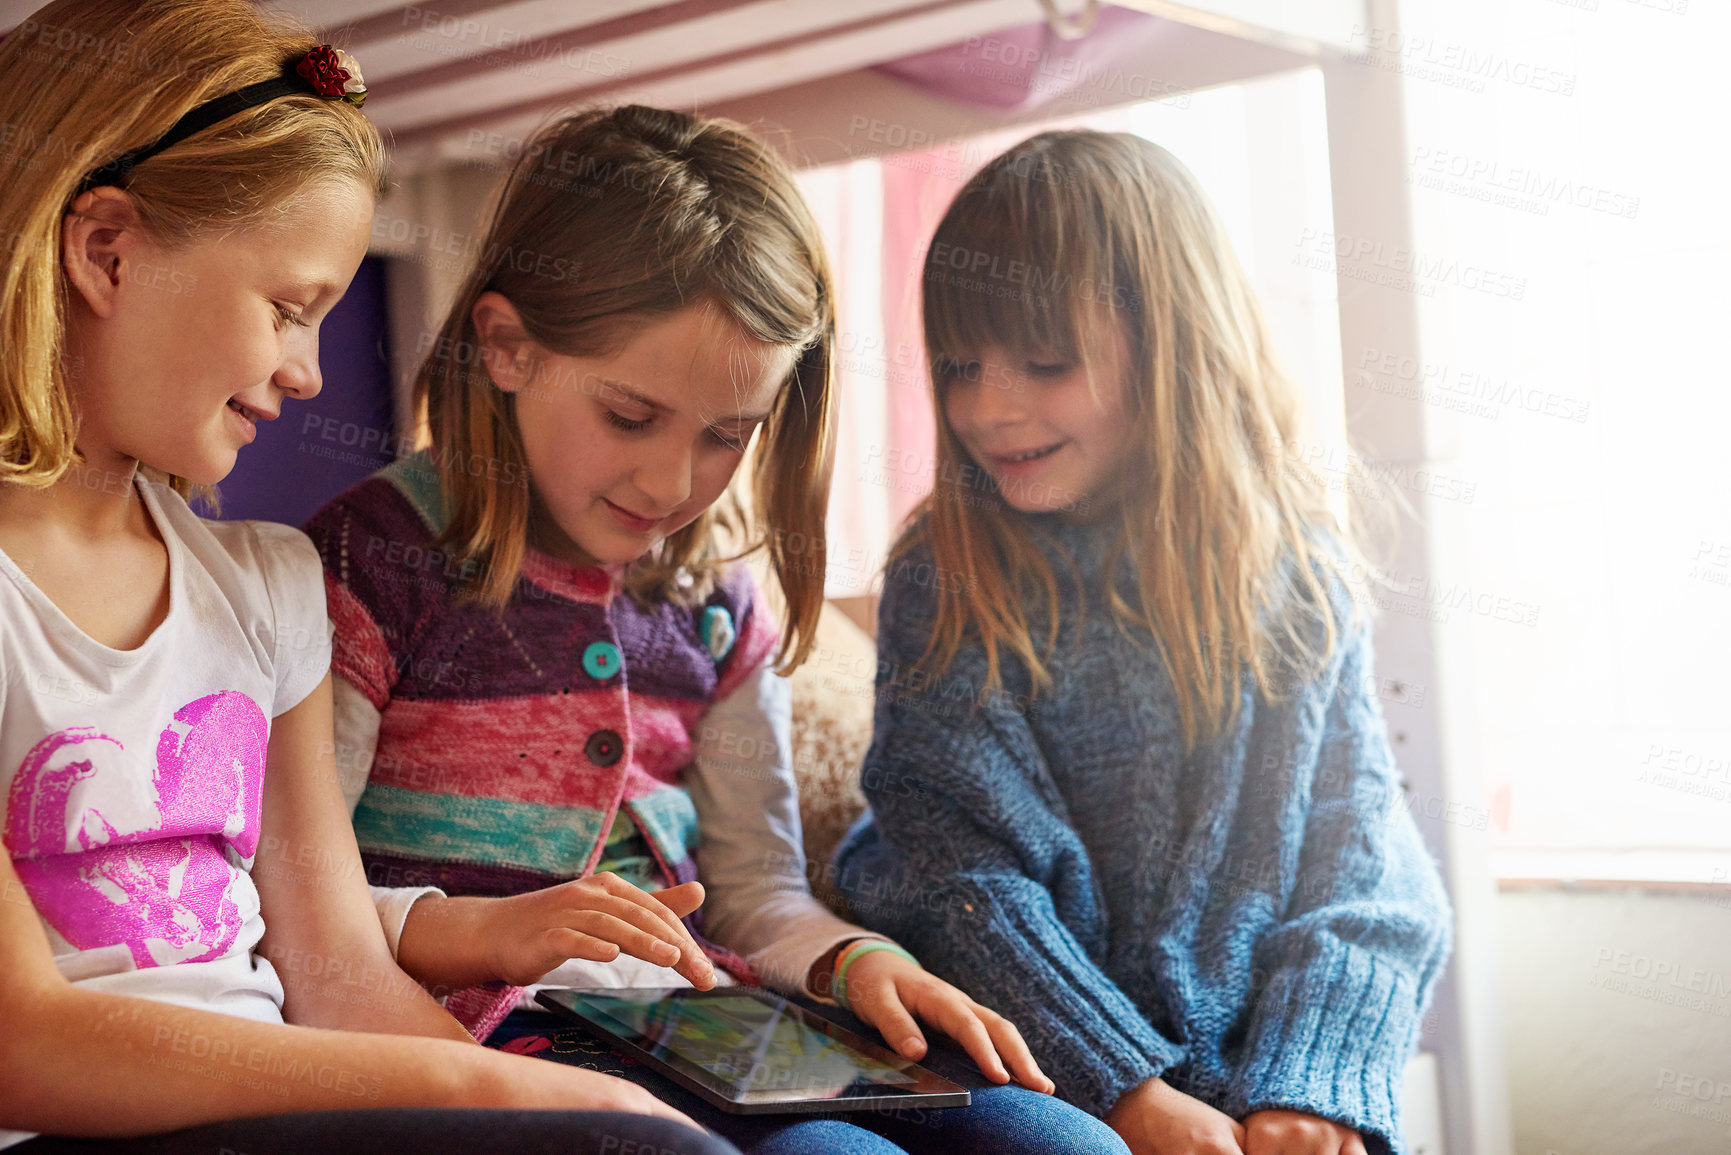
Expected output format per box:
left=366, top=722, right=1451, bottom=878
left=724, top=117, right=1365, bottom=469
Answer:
left=5, top=691, right=269, bottom=969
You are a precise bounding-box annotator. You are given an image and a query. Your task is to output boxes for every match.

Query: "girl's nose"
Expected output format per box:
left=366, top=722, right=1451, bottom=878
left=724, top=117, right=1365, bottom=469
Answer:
left=274, top=324, right=323, bottom=400
left=635, top=442, right=692, bottom=512
left=960, top=372, right=1028, bottom=430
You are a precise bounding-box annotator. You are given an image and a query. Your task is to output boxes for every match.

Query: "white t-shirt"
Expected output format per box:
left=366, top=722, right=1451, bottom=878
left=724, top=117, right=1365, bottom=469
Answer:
left=0, top=475, right=329, bottom=1041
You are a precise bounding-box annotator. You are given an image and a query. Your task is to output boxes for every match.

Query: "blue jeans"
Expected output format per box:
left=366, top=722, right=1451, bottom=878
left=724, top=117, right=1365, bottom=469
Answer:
left=486, top=997, right=1129, bottom=1155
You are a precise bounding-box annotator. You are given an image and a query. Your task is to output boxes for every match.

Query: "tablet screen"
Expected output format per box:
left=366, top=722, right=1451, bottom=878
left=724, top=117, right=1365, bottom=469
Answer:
left=536, top=987, right=968, bottom=1110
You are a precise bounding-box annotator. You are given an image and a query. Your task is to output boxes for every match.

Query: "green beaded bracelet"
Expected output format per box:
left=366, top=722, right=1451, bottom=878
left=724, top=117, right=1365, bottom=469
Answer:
left=833, top=940, right=920, bottom=1010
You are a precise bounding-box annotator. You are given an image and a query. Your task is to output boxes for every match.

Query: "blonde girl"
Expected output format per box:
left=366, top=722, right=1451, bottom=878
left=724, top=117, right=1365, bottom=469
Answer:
left=836, top=130, right=1453, bottom=1155
left=0, top=3, right=740, bottom=1152
left=307, top=105, right=1125, bottom=1155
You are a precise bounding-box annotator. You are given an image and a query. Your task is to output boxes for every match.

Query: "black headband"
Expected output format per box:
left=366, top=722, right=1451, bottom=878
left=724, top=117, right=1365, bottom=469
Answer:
left=77, top=46, right=366, bottom=194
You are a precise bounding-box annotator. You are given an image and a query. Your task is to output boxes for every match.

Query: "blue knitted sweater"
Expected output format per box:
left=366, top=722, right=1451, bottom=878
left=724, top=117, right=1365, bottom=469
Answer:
left=834, top=515, right=1452, bottom=1153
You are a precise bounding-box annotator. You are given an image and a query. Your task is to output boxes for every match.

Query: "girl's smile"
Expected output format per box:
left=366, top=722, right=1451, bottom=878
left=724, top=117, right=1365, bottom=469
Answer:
left=224, top=398, right=276, bottom=444
left=985, top=439, right=1069, bottom=478
left=603, top=497, right=664, bottom=534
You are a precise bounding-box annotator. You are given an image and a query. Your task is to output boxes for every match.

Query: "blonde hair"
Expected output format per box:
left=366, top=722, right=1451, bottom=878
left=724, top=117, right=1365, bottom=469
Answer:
left=914, top=130, right=1360, bottom=749
left=417, top=105, right=836, bottom=672
left=0, top=0, right=387, bottom=498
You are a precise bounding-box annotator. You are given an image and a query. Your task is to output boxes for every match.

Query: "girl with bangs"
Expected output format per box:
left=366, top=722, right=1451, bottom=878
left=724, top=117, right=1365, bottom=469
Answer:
left=836, top=131, right=1453, bottom=1155
left=306, top=105, right=1122, bottom=1155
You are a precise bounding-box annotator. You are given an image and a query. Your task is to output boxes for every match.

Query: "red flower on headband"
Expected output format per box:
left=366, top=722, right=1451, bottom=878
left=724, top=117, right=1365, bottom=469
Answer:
left=296, top=45, right=350, bottom=98
left=294, top=45, right=368, bottom=107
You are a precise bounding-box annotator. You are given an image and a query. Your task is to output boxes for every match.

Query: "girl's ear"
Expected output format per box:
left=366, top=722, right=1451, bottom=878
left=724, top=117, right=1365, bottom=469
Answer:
left=61, top=187, right=145, bottom=320
left=471, top=290, right=536, bottom=393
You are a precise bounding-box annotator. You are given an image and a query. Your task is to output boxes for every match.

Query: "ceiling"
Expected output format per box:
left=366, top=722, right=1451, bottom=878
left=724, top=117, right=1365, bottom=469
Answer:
left=0, top=0, right=1350, bottom=172
left=283, top=0, right=1099, bottom=167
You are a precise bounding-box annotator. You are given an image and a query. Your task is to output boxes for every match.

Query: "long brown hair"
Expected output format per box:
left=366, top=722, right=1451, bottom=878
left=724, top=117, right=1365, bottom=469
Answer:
left=914, top=130, right=1361, bottom=749
left=417, top=105, right=836, bottom=672
left=0, top=0, right=387, bottom=497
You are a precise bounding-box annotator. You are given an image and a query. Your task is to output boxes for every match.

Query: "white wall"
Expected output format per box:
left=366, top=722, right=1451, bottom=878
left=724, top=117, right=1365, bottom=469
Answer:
left=1497, top=887, right=1731, bottom=1154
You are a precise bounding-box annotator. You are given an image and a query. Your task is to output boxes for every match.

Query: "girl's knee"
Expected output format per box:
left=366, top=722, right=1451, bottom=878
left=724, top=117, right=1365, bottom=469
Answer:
left=941, top=1085, right=1130, bottom=1155
left=738, top=1118, right=905, bottom=1155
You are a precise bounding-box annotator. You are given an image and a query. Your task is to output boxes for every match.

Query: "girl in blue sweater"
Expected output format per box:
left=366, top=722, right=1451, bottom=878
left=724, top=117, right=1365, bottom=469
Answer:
left=835, top=131, right=1453, bottom=1155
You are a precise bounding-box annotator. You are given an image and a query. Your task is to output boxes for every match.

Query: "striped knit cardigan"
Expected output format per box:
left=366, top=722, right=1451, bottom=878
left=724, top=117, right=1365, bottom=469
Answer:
left=303, top=452, right=778, bottom=1035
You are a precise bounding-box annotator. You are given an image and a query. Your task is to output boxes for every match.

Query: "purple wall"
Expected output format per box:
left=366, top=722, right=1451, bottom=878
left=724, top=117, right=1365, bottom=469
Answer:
left=207, top=256, right=396, bottom=526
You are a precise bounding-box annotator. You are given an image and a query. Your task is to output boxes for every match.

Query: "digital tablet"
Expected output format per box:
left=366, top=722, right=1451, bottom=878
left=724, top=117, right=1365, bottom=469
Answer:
left=534, top=986, right=972, bottom=1115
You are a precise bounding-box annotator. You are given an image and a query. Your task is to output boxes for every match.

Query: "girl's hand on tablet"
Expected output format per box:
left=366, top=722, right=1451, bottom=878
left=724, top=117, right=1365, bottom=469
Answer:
left=479, top=875, right=716, bottom=988
left=839, top=947, right=1056, bottom=1093
left=1243, top=1109, right=1366, bottom=1155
